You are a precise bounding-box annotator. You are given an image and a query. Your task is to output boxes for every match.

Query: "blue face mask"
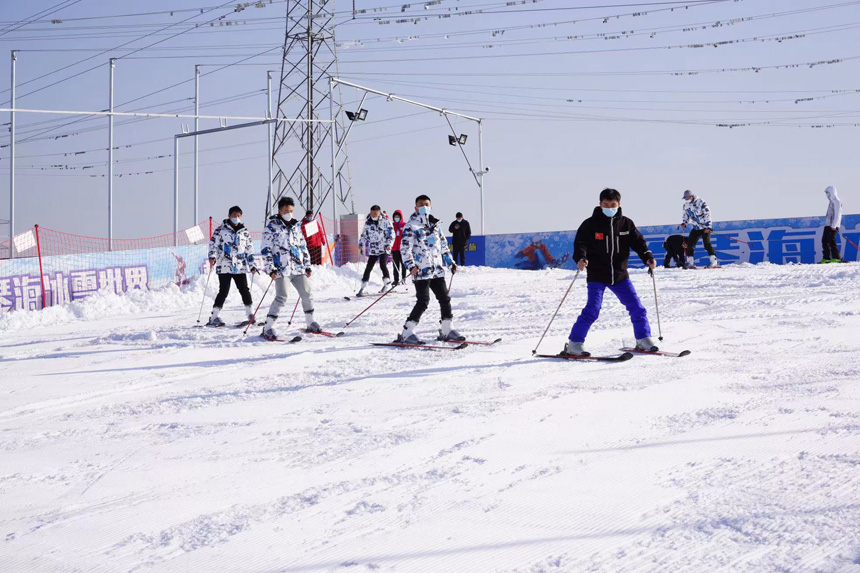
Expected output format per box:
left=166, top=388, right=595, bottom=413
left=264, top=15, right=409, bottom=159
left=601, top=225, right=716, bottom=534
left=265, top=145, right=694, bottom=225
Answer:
left=230, top=217, right=240, bottom=225
left=602, top=207, right=618, bottom=217
left=418, top=205, right=431, bottom=216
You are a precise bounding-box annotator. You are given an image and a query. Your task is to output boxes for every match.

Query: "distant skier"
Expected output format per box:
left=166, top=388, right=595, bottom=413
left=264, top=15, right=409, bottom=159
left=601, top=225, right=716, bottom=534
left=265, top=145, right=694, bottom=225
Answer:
left=206, top=206, right=257, bottom=327
left=821, top=185, right=844, bottom=263
left=681, top=190, right=718, bottom=269
left=563, top=188, right=658, bottom=356
left=662, top=234, right=687, bottom=269
left=397, top=194, right=464, bottom=344
left=356, top=205, right=395, bottom=296
left=300, top=209, right=325, bottom=265
left=391, top=209, right=407, bottom=286
left=260, top=197, right=319, bottom=339
left=448, top=212, right=472, bottom=266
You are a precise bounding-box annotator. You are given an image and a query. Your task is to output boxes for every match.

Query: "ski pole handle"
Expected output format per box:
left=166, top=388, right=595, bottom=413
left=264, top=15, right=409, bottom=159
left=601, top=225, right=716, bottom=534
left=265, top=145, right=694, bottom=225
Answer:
left=531, top=269, right=579, bottom=355
left=244, top=277, right=274, bottom=336
left=196, top=266, right=214, bottom=324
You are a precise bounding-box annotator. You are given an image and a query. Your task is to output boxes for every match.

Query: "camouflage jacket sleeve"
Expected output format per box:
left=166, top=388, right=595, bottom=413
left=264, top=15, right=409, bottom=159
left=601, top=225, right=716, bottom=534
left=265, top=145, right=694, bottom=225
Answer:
left=261, top=222, right=276, bottom=274
left=439, top=226, right=454, bottom=267
left=208, top=226, right=222, bottom=259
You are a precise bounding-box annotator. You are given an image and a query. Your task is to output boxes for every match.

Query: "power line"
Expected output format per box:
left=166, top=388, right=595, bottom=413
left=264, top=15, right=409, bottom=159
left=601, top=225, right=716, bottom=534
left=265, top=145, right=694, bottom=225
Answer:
left=0, top=0, right=84, bottom=39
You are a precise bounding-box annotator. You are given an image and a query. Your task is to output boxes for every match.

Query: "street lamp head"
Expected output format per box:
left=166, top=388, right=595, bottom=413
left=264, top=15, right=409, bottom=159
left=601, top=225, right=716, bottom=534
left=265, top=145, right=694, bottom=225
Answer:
left=346, top=108, right=368, bottom=122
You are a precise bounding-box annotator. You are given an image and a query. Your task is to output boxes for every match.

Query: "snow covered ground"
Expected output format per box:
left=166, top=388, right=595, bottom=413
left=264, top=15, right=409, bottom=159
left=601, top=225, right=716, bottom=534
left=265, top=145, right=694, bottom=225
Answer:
left=1, top=262, right=859, bottom=572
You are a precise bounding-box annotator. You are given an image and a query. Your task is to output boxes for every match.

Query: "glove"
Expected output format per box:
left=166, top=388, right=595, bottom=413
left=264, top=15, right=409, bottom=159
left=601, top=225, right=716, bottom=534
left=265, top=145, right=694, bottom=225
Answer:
left=208, top=257, right=216, bottom=266
left=269, top=271, right=278, bottom=280
left=450, top=264, right=458, bottom=275
left=250, top=267, right=259, bottom=275
left=305, top=268, right=312, bottom=277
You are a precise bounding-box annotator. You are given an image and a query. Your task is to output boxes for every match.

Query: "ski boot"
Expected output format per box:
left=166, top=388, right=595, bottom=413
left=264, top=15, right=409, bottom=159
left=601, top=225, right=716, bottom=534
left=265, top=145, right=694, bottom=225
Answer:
left=356, top=281, right=369, bottom=297
left=396, top=320, right=424, bottom=345
left=379, top=278, right=392, bottom=293
left=561, top=340, right=590, bottom=357
left=207, top=316, right=226, bottom=327
left=438, top=318, right=465, bottom=342
left=635, top=337, right=659, bottom=352
left=261, top=315, right=278, bottom=340
left=706, top=255, right=720, bottom=268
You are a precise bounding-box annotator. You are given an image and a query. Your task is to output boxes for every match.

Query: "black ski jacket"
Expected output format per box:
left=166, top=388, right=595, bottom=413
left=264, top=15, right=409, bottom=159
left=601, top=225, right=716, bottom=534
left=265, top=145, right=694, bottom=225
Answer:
left=448, top=219, right=472, bottom=247
left=573, top=207, right=654, bottom=284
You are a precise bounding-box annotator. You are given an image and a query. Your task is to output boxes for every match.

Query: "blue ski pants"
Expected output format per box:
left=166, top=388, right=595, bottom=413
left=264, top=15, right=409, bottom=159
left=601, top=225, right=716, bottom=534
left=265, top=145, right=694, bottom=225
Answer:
left=569, top=279, right=651, bottom=343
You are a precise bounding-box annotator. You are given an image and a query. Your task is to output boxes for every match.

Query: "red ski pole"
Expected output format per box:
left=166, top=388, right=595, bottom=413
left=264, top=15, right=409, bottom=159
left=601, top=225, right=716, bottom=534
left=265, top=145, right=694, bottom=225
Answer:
left=711, top=232, right=750, bottom=245
left=345, top=287, right=397, bottom=328
left=286, top=298, right=300, bottom=326
left=842, top=234, right=860, bottom=252
left=244, top=277, right=274, bottom=336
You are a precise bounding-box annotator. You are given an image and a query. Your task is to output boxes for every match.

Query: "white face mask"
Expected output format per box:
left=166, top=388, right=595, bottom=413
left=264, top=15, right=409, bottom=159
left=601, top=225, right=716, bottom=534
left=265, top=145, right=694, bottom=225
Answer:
left=282, top=211, right=293, bottom=220
left=418, top=205, right=431, bottom=216
left=457, top=218, right=463, bottom=222
left=371, top=214, right=379, bottom=221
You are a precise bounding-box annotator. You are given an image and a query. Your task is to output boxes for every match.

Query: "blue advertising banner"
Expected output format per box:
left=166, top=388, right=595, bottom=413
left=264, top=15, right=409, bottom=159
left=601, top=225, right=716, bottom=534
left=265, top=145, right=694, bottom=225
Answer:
left=481, top=214, right=860, bottom=270
left=445, top=236, right=486, bottom=267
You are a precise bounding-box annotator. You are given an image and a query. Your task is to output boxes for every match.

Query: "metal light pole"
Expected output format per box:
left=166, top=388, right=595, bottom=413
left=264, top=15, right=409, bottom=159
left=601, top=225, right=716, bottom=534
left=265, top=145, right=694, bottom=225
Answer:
left=174, top=136, right=179, bottom=246
left=194, top=65, right=200, bottom=223
left=9, top=50, right=17, bottom=246
left=108, top=58, right=115, bottom=248
left=267, top=70, right=273, bottom=218
left=478, top=119, right=485, bottom=236
left=329, top=78, right=336, bottom=237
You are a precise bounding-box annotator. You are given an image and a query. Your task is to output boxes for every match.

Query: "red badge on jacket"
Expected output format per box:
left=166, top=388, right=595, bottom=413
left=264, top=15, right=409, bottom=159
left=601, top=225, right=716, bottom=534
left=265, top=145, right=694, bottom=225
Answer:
left=595, top=233, right=604, bottom=240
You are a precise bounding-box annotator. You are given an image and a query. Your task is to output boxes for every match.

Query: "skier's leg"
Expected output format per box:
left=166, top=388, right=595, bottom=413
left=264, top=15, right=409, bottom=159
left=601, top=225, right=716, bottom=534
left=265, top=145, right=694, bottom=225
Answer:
left=379, top=255, right=391, bottom=280
left=401, top=279, right=431, bottom=342
left=821, top=227, right=832, bottom=260
left=233, top=274, right=254, bottom=321
left=362, top=256, right=378, bottom=282
left=686, top=230, right=700, bottom=258
left=407, top=279, right=431, bottom=324
left=608, top=279, right=651, bottom=341
left=828, top=228, right=840, bottom=260
left=213, top=273, right=231, bottom=310
left=290, top=274, right=317, bottom=329
left=263, top=277, right=289, bottom=336
left=568, top=282, right=606, bottom=343
left=429, top=276, right=453, bottom=319
left=702, top=231, right=716, bottom=257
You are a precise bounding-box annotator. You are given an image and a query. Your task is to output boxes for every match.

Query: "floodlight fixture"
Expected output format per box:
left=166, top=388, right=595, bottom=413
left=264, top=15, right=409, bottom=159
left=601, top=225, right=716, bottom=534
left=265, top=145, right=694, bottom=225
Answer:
left=346, top=108, right=368, bottom=121
left=448, top=133, right=468, bottom=146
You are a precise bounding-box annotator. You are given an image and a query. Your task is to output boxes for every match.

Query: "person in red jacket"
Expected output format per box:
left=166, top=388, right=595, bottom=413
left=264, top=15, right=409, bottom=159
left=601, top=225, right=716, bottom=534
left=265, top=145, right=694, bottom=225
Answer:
left=391, top=209, right=408, bottom=286
left=300, top=209, right=325, bottom=265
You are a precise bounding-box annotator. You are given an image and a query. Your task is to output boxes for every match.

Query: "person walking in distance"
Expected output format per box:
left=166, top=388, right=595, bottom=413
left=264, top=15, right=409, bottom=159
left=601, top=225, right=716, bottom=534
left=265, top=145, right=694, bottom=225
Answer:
left=681, top=190, right=718, bottom=269
left=300, top=209, right=325, bottom=265
left=391, top=209, right=407, bottom=286
left=821, top=185, right=844, bottom=263
left=207, top=206, right=258, bottom=326
left=356, top=205, right=395, bottom=296
left=260, top=197, right=320, bottom=339
left=563, top=188, right=659, bottom=356
left=448, top=212, right=472, bottom=266
left=397, top=195, right=465, bottom=344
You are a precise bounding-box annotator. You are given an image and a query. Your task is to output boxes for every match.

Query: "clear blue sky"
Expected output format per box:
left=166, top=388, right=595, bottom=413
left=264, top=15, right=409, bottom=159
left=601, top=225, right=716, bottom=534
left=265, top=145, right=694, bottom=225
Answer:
left=1, top=0, right=858, bottom=239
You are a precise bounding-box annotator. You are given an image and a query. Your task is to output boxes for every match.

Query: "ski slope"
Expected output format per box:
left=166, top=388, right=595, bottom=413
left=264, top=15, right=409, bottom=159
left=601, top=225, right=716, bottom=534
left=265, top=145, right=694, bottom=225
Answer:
left=1, top=262, right=859, bottom=572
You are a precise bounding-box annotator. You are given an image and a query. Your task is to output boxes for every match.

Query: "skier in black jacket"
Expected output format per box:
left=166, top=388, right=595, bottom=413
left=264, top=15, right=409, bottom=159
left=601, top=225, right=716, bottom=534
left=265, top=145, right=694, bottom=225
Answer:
left=448, top=212, right=472, bottom=266
left=564, top=188, right=658, bottom=356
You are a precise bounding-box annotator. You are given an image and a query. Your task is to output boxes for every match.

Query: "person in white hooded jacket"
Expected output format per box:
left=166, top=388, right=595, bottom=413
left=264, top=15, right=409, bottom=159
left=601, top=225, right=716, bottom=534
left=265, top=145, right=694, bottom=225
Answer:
left=821, top=185, right=844, bottom=263
left=397, top=194, right=465, bottom=345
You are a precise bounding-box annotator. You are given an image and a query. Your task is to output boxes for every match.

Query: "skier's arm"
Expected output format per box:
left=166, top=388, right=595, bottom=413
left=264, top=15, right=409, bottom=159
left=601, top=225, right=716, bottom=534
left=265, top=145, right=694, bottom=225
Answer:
left=245, top=236, right=258, bottom=273
left=297, top=230, right=312, bottom=273
left=385, top=220, right=395, bottom=251
left=208, top=226, right=222, bottom=260
left=440, top=227, right=454, bottom=268
left=401, top=226, right=416, bottom=271
left=832, top=198, right=842, bottom=229
left=260, top=225, right=275, bottom=275
left=358, top=224, right=368, bottom=250
left=700, top=201, right=712, bottom=228
left=465, top=221, right=472, bottom=241
left=573, top=220, right=589, bottom=264
left=448, top=221, right=456, bottom=234
left=630, top=222, right=655, bottom=266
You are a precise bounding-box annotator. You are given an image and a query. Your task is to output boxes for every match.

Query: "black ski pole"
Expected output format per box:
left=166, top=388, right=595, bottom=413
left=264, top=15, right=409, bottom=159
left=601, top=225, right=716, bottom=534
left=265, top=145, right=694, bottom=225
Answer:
left=196, top=266, right=214, bottom=325
left=345, top=285, right=397, bottom=328
left=531, top=269, right=579, bottom=355
left=244, top=277, right=274, bottom=336
left=648, top=268, right=664, bottom=342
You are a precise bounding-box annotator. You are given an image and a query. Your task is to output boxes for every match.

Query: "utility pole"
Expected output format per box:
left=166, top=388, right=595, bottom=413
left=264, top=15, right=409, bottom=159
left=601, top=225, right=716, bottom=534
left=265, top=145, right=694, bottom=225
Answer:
left=194, top=65, right=200, bottom=223
left=108, top=58, right=115, bottom=248
left=9, top=50, right=17, bottom=246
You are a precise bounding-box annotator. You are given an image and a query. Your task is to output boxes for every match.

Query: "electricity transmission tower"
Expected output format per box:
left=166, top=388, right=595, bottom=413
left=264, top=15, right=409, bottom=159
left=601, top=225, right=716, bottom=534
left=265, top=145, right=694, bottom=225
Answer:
left=270, top=0, right=354, bottom=219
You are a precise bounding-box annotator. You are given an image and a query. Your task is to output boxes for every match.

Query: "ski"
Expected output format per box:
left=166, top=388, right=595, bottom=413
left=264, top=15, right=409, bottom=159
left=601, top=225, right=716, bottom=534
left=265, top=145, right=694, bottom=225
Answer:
left=260, top=335, right=302, bottom=343
left=302, top=329, right=344, bottom=338
left=234, top=320, right=256, bottom=328
left=194, top=323, right=225, bottom=329
left=620, top=347, right=691, bottom=357
left=437, top=337, right=502, bottom=346
left=372, top=342, right=468, bottom=351
left=535, top=352, right=634, bottom=363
